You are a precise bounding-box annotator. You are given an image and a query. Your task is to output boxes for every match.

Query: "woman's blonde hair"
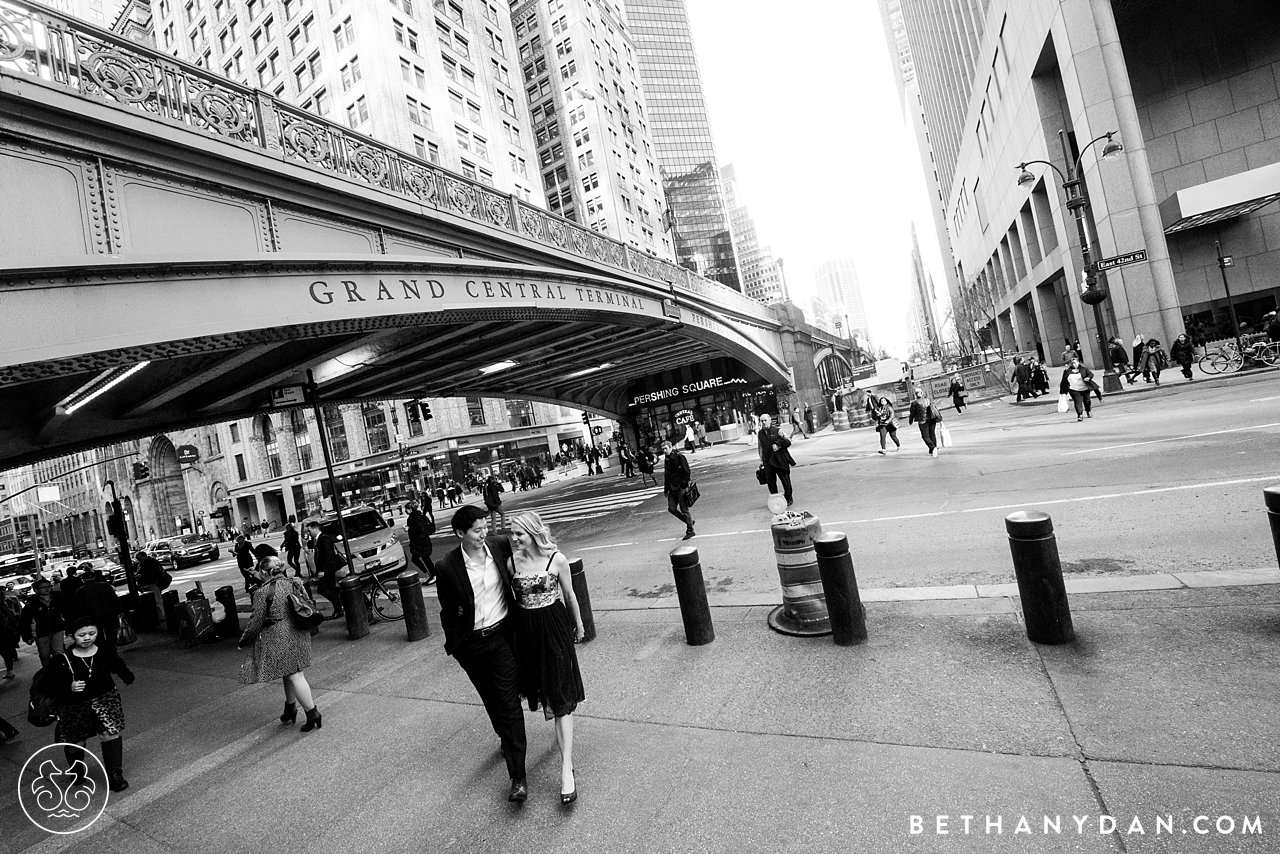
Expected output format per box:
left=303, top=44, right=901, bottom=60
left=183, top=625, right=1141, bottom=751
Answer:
left=262, top=556, right=287, bottom=577
left=507, top=510, right=557, bottom=553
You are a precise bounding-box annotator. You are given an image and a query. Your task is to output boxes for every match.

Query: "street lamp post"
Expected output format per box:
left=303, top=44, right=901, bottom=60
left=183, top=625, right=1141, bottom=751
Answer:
left=1016, top=129, right=1125, bottom=391
left=1214, top=239, right=1246, bottom=360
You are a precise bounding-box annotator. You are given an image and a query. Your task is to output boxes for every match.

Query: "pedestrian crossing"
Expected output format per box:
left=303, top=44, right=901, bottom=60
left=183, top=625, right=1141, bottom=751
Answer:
left=517, top=485, right=666, bottom=525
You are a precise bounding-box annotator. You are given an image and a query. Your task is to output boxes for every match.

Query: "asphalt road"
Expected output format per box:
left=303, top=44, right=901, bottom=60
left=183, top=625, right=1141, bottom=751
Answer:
left=495, top=369, right=1280, bottom=604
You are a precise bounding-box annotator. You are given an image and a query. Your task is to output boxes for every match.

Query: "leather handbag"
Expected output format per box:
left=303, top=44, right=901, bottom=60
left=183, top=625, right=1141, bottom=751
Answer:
left=755, top=465, right=768, bottom=485
left=685, top=481, right=701, bottom=506
left=287, top=589, right=325, bottom=633
left=116, top=615, right=137, bottom=647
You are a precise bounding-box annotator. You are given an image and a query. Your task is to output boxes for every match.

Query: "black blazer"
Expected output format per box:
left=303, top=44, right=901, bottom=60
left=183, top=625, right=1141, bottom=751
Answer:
left=436, top=536, right=516, bottom=657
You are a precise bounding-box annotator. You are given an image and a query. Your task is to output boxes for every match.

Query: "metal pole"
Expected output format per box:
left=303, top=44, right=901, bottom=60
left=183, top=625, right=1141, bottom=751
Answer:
left=1058, top=131, right=1113, bottom=374
left=106, top=481, right=138, bottom=595
left=1215, top=239, right=1245, bottom=358
left=307, top=370, right=355, bottom=570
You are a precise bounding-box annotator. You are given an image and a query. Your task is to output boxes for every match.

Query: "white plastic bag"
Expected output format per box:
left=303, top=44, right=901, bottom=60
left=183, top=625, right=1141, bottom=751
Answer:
left=939, top=424, right=953, bottom=448
left=1056, top=393, right=1070, bottom=414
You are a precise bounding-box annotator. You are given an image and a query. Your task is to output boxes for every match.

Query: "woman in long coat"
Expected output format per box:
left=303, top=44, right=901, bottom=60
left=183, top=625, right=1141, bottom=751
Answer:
left=239, top=557, right=322, bottom=731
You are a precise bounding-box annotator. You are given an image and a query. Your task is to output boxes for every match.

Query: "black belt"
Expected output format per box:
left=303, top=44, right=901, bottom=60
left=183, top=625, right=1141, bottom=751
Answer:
left=470, top=618, right=506, bottom=638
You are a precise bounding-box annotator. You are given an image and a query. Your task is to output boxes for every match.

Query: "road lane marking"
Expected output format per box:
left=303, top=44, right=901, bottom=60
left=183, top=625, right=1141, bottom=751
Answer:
left=1062, top=422, right=1280, bottom=455
left=1252, top=395, right=1280, bottom=402
left=574, top=474, right=1280, bottom=550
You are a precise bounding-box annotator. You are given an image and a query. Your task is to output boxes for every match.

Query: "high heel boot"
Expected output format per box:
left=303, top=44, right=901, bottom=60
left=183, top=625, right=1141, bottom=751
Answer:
left=300, top=706, right=322, bottom=732
left=63, top=744, right=88, bottom=787
left=280, top=702, right=298, bottom=724
left=102, top=738, right=128, bottom=792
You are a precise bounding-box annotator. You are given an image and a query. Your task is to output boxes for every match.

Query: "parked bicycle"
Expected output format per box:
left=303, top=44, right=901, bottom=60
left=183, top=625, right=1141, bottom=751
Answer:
left=355, top=569, right=405, bottom=621
left=1198, top=340, right=1280, bottom=374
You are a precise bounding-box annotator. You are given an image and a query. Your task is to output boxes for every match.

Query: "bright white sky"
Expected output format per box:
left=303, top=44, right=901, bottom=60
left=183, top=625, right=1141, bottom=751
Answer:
left=683, top=0, right=948, bottom=358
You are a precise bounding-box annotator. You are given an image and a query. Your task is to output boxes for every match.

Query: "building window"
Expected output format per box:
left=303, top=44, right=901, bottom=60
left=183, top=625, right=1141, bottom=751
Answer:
left=346, top=95, right=369, bottom=127
left=340, top=57, right=361, bottom=91
left=363, top=403, right=390, bottom=454
left=323, top=406, right=349, bottom=462
left=491, top=59, right=509, bottom=84
left=206, top=432, right=221, bottom=457
left=466, top=396, right=486, bottom=426
left=408, top=96, right=432, bottom=127
left=230, top=423, right=241, bottom=443
left=496, top=90, right=516, bottom=116
left=262, top=415, right=283, bottom=478
left=333, top=16, right=355, bottom=50
left=289, top=409, right=313, bottom=470
left=486, top=28, right=504, bottom=56
left=506, top=399, right=534, bottom=428
left=504, top=120, right=521, bottom=146
left=235, top=453, right=247, bottom=481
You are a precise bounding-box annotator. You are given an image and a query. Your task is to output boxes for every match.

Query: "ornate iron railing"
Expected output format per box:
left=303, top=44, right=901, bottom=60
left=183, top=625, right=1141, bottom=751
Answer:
left=0, top=0, right=773, bottom=323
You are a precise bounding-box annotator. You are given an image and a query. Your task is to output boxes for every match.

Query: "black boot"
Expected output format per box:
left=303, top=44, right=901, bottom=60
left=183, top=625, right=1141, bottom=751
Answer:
left=102, top=738, right=128, bottom=792
left=63, top=744, right=89, bottom=786
left=280, top=702, right=297, bottom=724
left=300, top=706, right=322, bottom=732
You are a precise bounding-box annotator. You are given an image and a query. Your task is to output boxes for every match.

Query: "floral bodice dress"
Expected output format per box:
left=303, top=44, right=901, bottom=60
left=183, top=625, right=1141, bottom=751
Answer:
left=510, top=553, right=584, bottom=720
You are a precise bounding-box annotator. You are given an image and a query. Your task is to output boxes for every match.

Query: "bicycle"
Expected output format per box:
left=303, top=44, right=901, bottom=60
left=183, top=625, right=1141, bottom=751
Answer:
left=1198, top=340, right=1280, bottom=374
left=355, top=569, right=405, bottom=621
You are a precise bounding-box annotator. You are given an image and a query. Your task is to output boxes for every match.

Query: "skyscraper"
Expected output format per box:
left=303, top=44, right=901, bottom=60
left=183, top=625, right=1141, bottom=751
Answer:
left=815, top=258, right=869, bottom=345
left=907, top=225, right=941, bottom=358
left=511, top=0, right=673, bottom=259
left=721, top=164, right=783, bottom=305
left=623, top=0, right=739, bottom=290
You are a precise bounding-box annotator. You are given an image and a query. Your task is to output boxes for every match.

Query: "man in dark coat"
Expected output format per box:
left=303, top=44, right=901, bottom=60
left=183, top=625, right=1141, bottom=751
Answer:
left=483, top=474, right=503, bottom=529
left=70, top=569, right=122, bottom=657
left=661, top=440, right=695, bottom=540
left=306, top=520, right=345, bottom=619
left=406, top=501, right=437, bottom=584
left=757, top=413, right=795, bottom=506
left=435, top=505, right=527, bottom=802
left=234, top=534, right=255, bottom=592
left=281, top=516, right=302, bottom=574
left=58, top=564, right=83, bottom=619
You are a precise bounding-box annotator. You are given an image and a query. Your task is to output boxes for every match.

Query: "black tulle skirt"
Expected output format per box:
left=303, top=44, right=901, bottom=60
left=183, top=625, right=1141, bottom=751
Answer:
left=513, top=601, right=584, bottom=720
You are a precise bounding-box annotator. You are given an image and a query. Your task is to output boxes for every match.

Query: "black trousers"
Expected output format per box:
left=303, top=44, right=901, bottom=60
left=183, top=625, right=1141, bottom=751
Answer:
left=318, top=571, right=342, bottom=613
left=918, top=421, right=937, bottom=452
left=410, top=551, right=435, bottom=578
left=285, top=547, right=301, bottom=572
left=456, top=628, right=527, bottom=781
left=764, top=464, right=793, bottom=502
left=666, top=490, right=694, bottom=532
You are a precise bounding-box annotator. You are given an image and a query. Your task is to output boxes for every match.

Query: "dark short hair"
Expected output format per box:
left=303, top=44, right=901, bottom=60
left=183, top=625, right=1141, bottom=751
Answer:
left=69, top=615, right=100, bottom=633
left=306, top=520, right=321, bottom=530
left=451, top=504, right=488, bottom=537
left=253, top=543, right=278, bottom=559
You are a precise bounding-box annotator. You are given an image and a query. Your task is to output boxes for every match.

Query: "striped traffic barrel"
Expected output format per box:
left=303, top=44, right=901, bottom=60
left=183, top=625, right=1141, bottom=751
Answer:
left=766, top=512, right=832, bottom=637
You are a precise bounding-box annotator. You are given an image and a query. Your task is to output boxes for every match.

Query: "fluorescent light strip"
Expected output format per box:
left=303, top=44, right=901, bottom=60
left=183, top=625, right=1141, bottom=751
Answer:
left=479, top=360, right=518, bottom=374
left=63, top=362, right=150, bottom=414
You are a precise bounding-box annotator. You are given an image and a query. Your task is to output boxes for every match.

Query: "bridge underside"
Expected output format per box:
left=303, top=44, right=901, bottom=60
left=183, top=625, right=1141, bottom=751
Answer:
left=0, top=256, right=785, bottom=468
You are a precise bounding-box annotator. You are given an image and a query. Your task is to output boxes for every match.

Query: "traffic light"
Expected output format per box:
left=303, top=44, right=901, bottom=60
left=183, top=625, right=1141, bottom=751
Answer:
left=421, top=400, right=432, bottom=421
left=581, top=412, right=590, bottom=425
left=131, top=461, right=149, bottom=480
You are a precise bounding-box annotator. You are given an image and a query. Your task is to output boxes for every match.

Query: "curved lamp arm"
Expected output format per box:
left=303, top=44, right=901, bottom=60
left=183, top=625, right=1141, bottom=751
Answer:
left=1015, top=159, right=1065, bottom=188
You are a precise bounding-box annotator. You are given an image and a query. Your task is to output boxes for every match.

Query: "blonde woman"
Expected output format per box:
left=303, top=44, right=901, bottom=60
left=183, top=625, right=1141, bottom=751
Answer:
left=506, top=510, right=586, bottom=805
left=238, top=557, right=322, bottom=732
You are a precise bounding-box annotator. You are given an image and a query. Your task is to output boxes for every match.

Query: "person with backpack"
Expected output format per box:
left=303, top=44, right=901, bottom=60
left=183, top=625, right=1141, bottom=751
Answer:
left=48, top=615, right=136, bottom=791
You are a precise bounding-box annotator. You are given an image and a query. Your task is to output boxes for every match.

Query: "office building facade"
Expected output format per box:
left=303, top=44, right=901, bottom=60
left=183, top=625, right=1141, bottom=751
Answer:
left=815, top=258, right=870, bottom=345
left=891, top=0, right=1280, bottom=368
left=721, top=164, right=784, bottom=304
left=509, top=0, right=673, bottom=258
left=624, top=0, right=740, bottom=289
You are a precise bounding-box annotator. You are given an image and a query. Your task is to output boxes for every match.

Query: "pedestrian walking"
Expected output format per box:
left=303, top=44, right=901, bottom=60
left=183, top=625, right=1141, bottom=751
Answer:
left=1169, top=334, right=1195, bottom=381
left=483, top=473, right=504, bottom=530
left=948, top=375, right=967, bottom=413
left=867, top=396, right=902, bottom=454
left=406, top=501, right=437, bottom=584
left=238, top=556, right=322, bottom=732
left=59, top=564, right=83, bottom=611
left=619, top=442, right=635, bottom=478
left=683, top=422, right=697, bottom=453
left=282, top=516, right=302, bottom=574
left=20, top=578, right=65, bottom=666
left=1032, top=360, right=1051, bottom=395
left=804, top=403, right=815, bottom=435
left=234, top=534, right=255, bottom=592
left=306, top=520, right=345, bottom=620
left=791, top=405, right=810, bottom=439
left=662, top=440, right=696, bottom=539
left=637, top=444, right=658, bottom=486
left=1132, top=333, right=1145, bottom=378
left=435, top=505, right=529, bottom=802
left=1110, top=337, right=1137, bottom=383
left=1009, top=357, right=1036, bottom=401
left=757, top=413, right=795, bottom=505
left=1138, top=338, right=1169, bottom=386
left=51, top=615, right=136, bottom=791
left=1059, top=357, right=1101, bottom=421
left=1, top=585, right=21, bottom=681
left=505, top=510, right=586, bottom=806
left=1061, top=339, right=1078, bottom=364
left=908, top=389, right=943, bottom=457
left=70, top=569, right=121, bottom=660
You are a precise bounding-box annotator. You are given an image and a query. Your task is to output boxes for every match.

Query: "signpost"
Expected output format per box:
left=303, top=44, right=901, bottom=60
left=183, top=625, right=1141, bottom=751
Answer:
left=176, top=444, right=199, bottom=464
left=270, top=384, right=307, bottom=407
left=1095, top=249, right=1147, bottom=272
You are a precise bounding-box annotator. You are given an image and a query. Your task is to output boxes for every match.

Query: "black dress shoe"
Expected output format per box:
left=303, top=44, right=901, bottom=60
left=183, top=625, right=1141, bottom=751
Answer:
left=682, top=529, right=695, bottom=540
left=509, top=779, right=528, bottom=803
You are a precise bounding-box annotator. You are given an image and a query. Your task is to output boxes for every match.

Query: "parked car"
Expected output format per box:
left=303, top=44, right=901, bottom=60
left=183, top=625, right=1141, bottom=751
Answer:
left=303, top=505, right=406, bottom=582
left=62, top=557, right=127, bottom=586
left=145, top=535, right=221, bottom=570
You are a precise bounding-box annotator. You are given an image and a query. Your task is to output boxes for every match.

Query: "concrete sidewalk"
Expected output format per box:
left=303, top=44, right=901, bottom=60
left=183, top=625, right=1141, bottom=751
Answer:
left=3, top=572, right=1280, bottom=853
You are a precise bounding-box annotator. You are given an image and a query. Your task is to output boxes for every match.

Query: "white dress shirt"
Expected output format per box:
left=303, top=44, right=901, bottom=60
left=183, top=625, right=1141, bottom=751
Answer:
left=463, top=544, right=508, bottom=631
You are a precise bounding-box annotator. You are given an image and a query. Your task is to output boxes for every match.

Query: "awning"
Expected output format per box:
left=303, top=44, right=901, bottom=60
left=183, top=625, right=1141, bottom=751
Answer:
left=1161, top=162, right=1280, bottom=234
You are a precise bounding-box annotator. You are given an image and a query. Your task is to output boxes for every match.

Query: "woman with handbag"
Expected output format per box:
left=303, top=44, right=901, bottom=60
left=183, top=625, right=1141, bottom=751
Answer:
left=48, top=615, right=136, bottom=791
left=908, top=389, right=943, bottom=457
left=238, top=557, right=323, bottom=732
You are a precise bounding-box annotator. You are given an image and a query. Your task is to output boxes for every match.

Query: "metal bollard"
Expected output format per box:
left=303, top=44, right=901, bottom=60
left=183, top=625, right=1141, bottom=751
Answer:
left=1265, top=486, right=1280, bottom=568
left=813, top=532, right=868, bottom=646
left=162, top=589, right=181, bottom=636
left=569, top=557, right=596, bottom=643
left=214, top=585, right=240, bottom=640
left=397, top=570, right=430, bottom=642
left=669, top=546, right=714, bottom=646
left=1005, top=511, right=1075, bottom=644
left=338, top=575, right=370, bottom=640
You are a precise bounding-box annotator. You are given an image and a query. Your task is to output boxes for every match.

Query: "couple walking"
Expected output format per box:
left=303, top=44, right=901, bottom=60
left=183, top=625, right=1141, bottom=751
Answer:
left=438, top=505, right=586, bottom=806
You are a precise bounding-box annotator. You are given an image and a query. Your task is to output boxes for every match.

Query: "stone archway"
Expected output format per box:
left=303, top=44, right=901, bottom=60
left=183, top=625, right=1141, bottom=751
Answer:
left=148, top=436, right=193, bottom=537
